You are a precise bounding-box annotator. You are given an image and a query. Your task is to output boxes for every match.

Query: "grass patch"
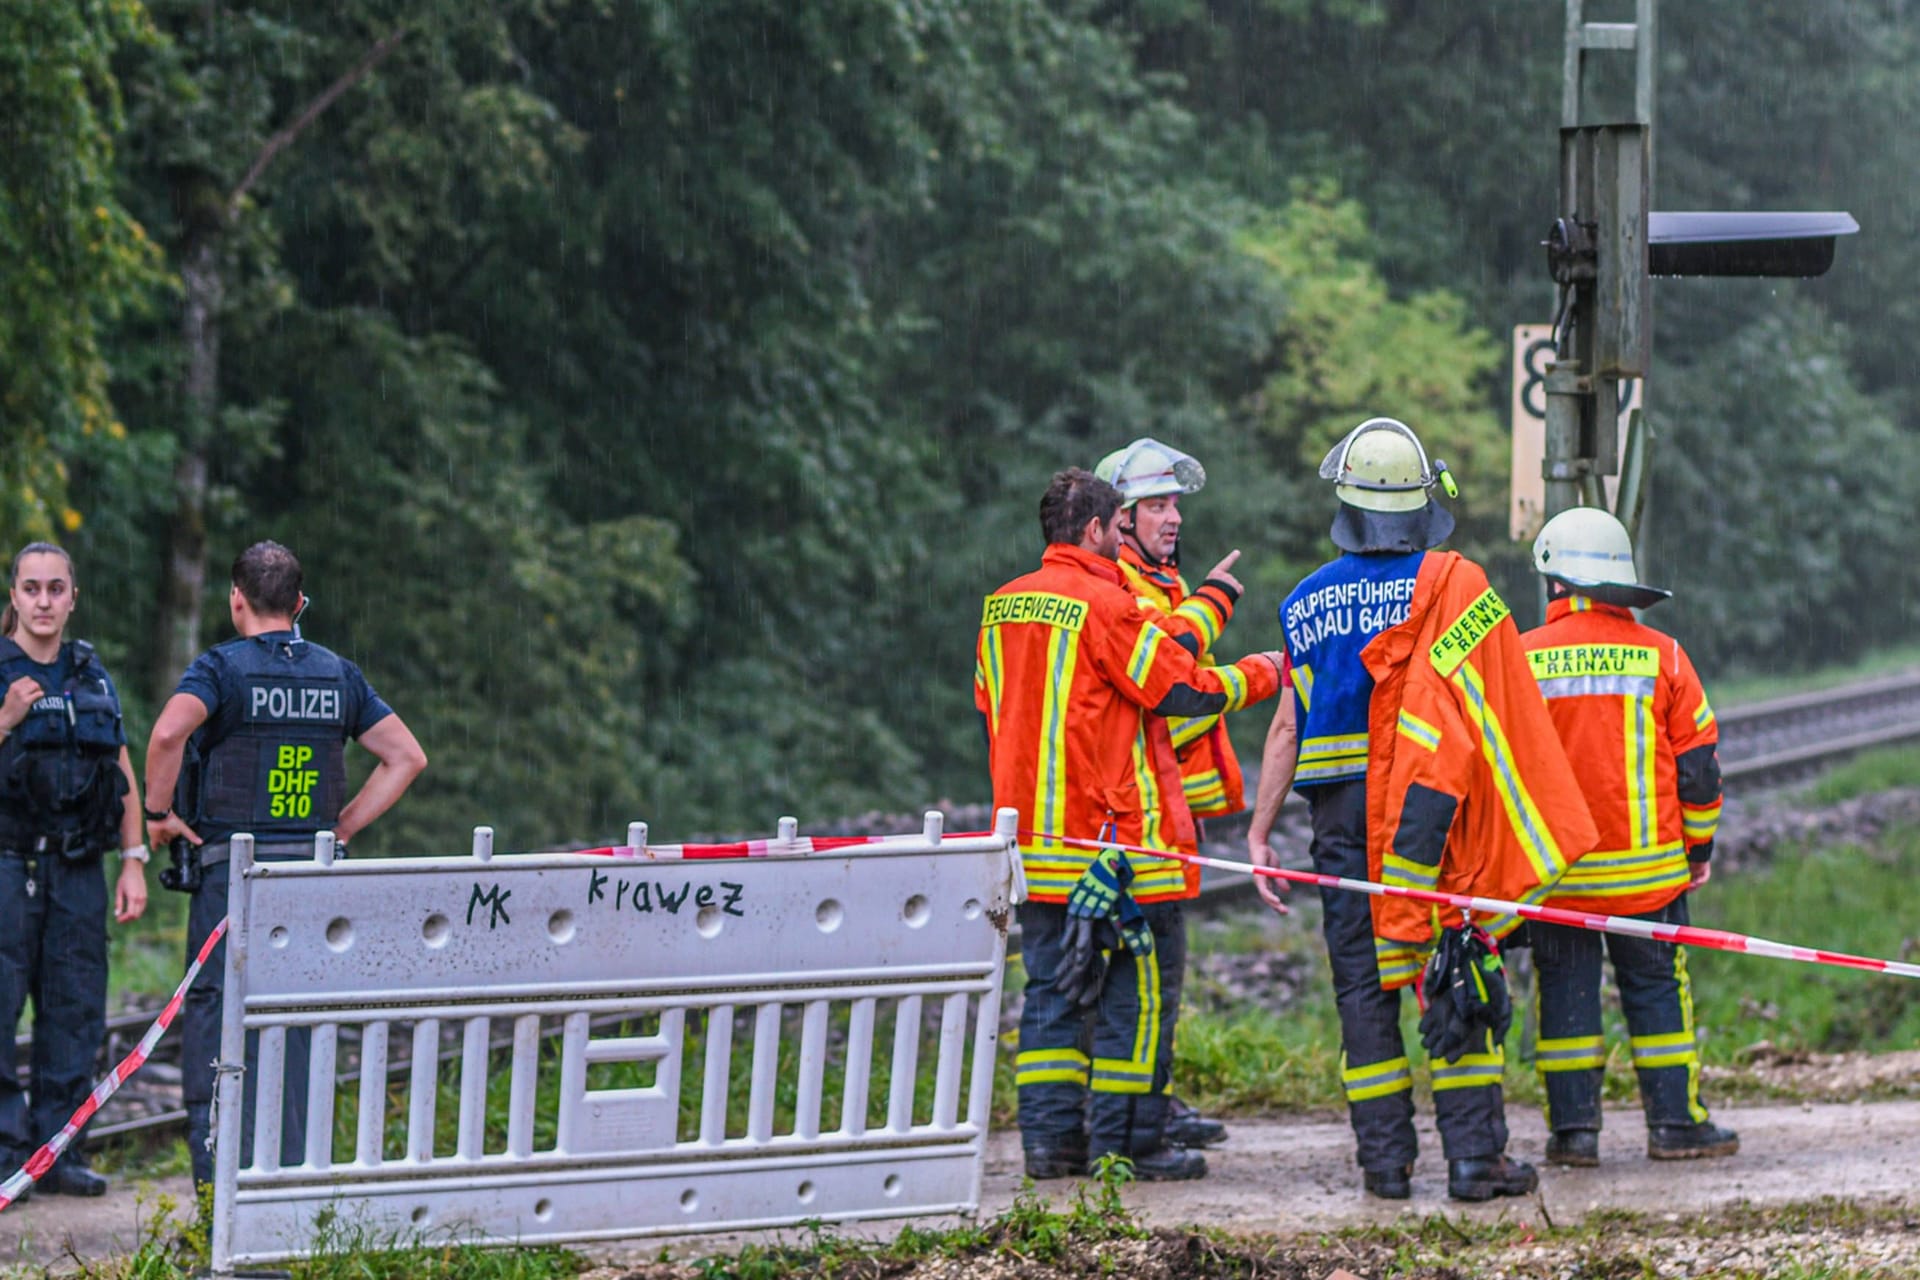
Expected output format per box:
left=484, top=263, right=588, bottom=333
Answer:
left=1799, top=744, right=1920, bottom=806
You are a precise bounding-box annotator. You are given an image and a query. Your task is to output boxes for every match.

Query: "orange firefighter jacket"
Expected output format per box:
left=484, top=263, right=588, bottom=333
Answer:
left=1522, top=597, right=1722, bottom=917
left=1114, top=544, right=1252, bottom=820
left=976, top=543, right=1282, bottom=903
left=1360, top=552, right=1599, bottom=987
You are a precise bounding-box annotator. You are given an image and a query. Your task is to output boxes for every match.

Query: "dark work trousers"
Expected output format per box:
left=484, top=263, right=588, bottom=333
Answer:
left=182, top=842, right=315, bottom=1187
left=1015, top=900, right=1186, bottom=1159
left=0, top=850, right=107, bottom=1173
left=1533, top=893, right=1708, bottom=1132
left=1306, top=780, right=1507, bottom=1170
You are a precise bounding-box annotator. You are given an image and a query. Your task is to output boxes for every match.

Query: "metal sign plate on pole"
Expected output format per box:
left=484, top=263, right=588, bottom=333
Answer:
left=1510, top=324, right=1639, bottom=541
left=209, top=812, right=1023, bottom=1272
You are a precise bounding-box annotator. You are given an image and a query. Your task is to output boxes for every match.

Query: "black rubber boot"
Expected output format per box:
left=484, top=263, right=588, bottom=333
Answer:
left=41, top=1159, right=107, bottom=1197
left=1164, top=1094, right=1228, bottom=1147
left=1447, top=1154, right=1538, bottom=1202
left=1363, top=1163, right=1413, bottom=1200
left=1648, top=1121, right=1739, bottom=1161
left=1121, top=1145, right=1208, bottom=1182
left=1545, top=1129, right=1601, bottom=1167
left=1024, top=1141, right=1090, bottom=1180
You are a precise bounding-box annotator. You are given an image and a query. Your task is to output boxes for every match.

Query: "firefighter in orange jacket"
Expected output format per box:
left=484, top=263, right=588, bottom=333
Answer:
left=1246, top=417, right=1595, bottom=1202
left=1092, top=438, right=1257, bottom=1151
left=977, top=468, right=1284, bottom=1182
left=1523, top=507, right=1738, bottom=1167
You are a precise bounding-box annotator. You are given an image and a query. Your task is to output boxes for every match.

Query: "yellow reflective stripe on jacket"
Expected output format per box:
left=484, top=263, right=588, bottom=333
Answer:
left=1552, top=841, right=1689, bottom=897
left=1341, top=1055, right=1413, bottom=1102
left=1396, top=708, right=1441, bottom=753
left=1020, top=852, right=1103, bottom=899
left=1629, top=1029, right=1698, bottom=1070
left=1292, top=662, right=1315, bottom=710
left=1027, top=626, right=1083, bottom=859
left=1375, top=938, right=1426, bottom=990
left=1382, top=851, right=1440, bottom=891
left=1430, top=1047, right=1505, bottom=1090
left=1625, top=689, right=1657, bottom=849
left=1693, top=694, right=1716, bottom=733
left=977, top=627, right=1005, bottom=735
left=1453, top=660, right=1567, bottom=886
left=1535, top=1034, right=1607, bottom=1072
left=1015, top=1046, right=1090, bottom=1086
left=1681, top=800, right=1722, bottom=844
left=1298, top=732, right=1369, bottom=783
left=1168, top=711, right=1216, bottom=750
left=1171, top=593, right=1224, bottom=649
left=1126, top=621, right=1165, bottom=687
left=1181, top=768, right=1227, bottom=813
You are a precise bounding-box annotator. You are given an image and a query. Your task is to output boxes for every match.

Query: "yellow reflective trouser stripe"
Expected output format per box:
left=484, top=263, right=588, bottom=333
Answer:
left=1342, top=1055, right=1413, bottom=1102
left=1629, top=1029, right=1698, bottom=1069
left=1092, top=948, right=1160, bottom=1096
left=1676, top=946, right=1708, bottom=1122
left=1016, top=1047, right=1090, bottom=1086
left=1032, top=628, right=1081, bottom=848
left=1431, top=1048, right=1505, bottom=1090
left=1536, top=1035, right=1607, bottom=1072
left=1455, top=661, right=1565, bottom=885
left=1396, top=708, right=1441, bottom=752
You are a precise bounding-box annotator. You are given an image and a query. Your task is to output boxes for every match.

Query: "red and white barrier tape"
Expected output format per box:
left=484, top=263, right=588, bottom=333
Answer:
left=1031, top=832, right=1920, bottom=981
left=575, top=831, right=993, bottom=861
left=0, top=916, right=228, bottom=1211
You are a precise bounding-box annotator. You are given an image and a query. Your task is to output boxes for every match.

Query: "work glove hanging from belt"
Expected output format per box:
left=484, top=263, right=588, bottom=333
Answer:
left=1417, top=922, right=1513, bottom=1064
left=1055, top=846, right=1154, bottom=1010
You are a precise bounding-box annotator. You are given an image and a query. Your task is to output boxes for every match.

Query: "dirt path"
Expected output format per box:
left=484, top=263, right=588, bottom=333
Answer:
left=13, top=1099, right=1916, bottom=1271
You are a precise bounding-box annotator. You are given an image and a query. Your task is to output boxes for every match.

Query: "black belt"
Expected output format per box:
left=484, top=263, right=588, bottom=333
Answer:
left=0, top=832, right=99, bottom=858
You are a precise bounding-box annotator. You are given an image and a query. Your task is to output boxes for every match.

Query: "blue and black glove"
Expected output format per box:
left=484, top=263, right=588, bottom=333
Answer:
left=1056, top=847, right=1153, bottom=1009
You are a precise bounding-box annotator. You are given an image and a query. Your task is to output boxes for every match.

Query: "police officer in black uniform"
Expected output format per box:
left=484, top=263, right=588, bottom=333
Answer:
left=143, top=541, right=426, bottom=1188
left=0, top=542, right=150, bottom=1199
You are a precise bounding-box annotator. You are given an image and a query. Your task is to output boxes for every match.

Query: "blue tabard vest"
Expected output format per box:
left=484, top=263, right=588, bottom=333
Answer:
left=0, top=638, right=127, bottom=854
left=1279, top=551, right=1425, bottom=788
left=185, top=633, right=351, bottom=842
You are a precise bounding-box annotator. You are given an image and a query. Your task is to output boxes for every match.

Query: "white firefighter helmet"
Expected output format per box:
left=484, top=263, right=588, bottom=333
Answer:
left=1094, top=438, right=1206, bottom=508
left=1318, top=417, right=1454, bottom=512
left=1532, top=506, right=1671, bottom=608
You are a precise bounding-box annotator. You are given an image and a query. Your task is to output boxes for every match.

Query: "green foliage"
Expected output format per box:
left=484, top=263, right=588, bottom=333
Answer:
left=0, top=0, right=162, bottom=546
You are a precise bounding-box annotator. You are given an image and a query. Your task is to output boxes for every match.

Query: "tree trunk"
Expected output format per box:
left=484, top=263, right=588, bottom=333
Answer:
left=154, top=232, right=221, bottom=697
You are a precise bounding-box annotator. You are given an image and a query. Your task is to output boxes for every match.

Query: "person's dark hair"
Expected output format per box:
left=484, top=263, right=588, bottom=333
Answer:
left=232, top=540, right=303, bottom=617
left=2, top=542, right=75, bottom=638
left=1039, top=468, right=1122, bottom=546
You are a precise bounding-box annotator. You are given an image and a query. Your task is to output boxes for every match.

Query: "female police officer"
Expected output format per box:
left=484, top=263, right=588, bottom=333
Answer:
left=0, top=542, right=149, bottom=1198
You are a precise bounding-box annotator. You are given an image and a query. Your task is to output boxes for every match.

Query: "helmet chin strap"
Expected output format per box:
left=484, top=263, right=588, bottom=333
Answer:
left=1120, top=513, right=1179, bottom=569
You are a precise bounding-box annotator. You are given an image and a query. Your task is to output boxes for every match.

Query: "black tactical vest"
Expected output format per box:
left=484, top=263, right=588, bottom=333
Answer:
left=191, top=634, right=350, bottom=840
left=0, top=638, right=127, bottom=856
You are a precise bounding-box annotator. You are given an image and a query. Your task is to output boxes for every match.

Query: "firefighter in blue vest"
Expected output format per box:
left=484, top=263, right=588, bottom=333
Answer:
left=143, top=541, right=427, bottom=1188
left=0, top=543, right=149, bottom=1199
left=1244, top=419, right=1538, bottom=1202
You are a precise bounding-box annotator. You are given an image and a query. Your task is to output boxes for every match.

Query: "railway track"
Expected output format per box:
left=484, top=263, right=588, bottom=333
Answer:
left=36, top=669, right=1920, bottom=1147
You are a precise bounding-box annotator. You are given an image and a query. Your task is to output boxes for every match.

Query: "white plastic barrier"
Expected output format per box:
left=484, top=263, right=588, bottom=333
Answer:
left=209, top=810, right=1023, bottom=1271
